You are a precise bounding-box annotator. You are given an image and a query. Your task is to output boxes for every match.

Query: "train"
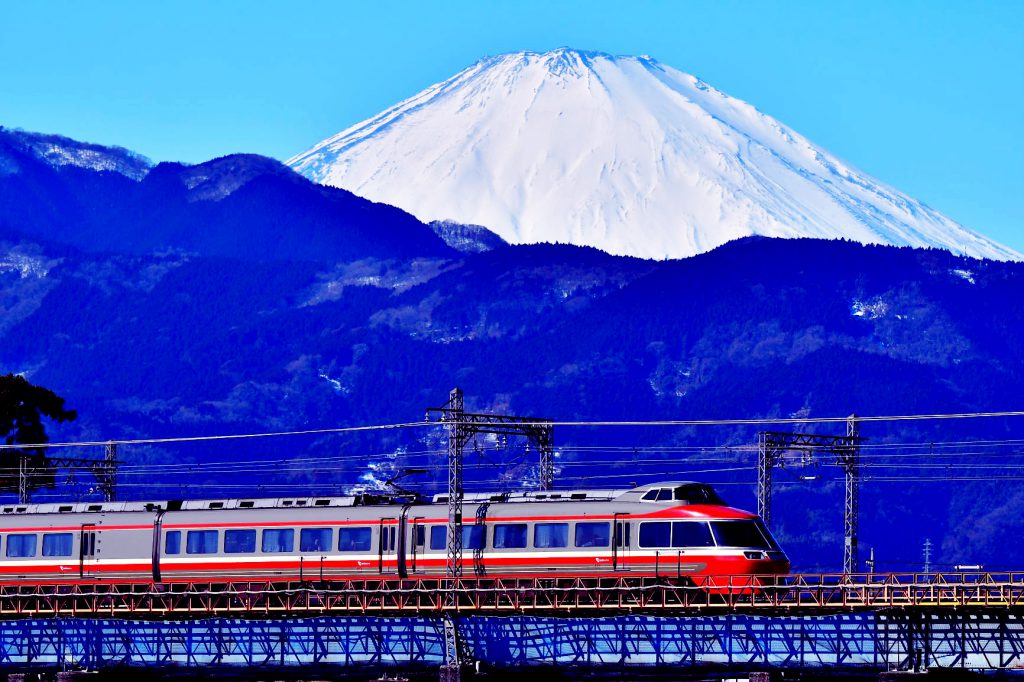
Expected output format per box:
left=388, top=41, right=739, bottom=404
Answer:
left=0, top=481, right=788, bottom=584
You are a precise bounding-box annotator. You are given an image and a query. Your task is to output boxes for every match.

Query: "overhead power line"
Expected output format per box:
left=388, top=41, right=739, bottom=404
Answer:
left=3, top=409, right=1023, bottom=452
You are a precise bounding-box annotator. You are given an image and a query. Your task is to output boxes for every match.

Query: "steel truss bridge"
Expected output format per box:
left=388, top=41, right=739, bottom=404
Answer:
left=0, top=573, right=1022, bottom=676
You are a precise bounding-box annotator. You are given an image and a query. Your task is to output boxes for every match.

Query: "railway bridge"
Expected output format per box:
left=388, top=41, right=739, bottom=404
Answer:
left=0, top=572, right=1022, bottom=679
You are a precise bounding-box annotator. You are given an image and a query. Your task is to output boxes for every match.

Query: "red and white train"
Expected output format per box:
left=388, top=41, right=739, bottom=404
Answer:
left=0, top=481, right=788, bottom=583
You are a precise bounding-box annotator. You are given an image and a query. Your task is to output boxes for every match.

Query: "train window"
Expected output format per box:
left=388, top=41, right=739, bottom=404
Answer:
left=380, top=526, right=396, bottom=552
left=224, top=529, right=257, bottom=554
left=710, top=521, right=772, bottom=549
left=641, top=490, right=661, bottom=501
left=165, top=531, right=181, bottom=555
left=42, top=533, right=74, bottom=557
left=463, top=525, right=485, bottom=550
left=262, top=529, right=294, bottom=553
left=639, top=522, right=672, bottom=548
left=429, top=526, right=446, bottom=551
left=534, top=523, right=568, bottom=548
left=674, top=484, right=724, bottom=505
left=413, top=525, right=425, bottom=547
left=338, top=527, right=372, bottom=552
left=575, top=522, right=610, bottom=548
left=493, top=524, right=528, bottom=549
left=301, top=528, right=333, bottom=552
left=672, top=522, right=714, bottom=548
left=615, top=521, right=631, bottom=548
left=6, top=534, right=37, bottom=558
left=186, top=530, right=219, bottom=554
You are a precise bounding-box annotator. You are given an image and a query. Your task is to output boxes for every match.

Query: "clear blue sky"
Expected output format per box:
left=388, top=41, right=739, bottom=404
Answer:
left=2, top=0, right=1021, bottom=250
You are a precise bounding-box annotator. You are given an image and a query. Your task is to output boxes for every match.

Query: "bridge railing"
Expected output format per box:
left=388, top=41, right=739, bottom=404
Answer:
left=0, top=572, right=1022, bottom=616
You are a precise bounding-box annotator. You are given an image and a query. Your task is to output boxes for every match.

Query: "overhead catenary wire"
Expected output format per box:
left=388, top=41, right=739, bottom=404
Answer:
left=3, top=409, right=1023, bottom=451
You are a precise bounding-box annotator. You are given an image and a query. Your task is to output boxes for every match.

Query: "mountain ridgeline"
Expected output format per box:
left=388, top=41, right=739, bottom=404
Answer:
left=2, top=127, right=1024, bottom=571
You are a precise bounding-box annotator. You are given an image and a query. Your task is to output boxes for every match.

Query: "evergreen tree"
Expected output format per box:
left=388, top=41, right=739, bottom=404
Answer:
left=0, top=375, right=76, bottom=494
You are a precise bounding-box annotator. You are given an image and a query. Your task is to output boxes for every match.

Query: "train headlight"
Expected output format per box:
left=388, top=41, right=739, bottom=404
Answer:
left=743, top=551, right=769, bottom=560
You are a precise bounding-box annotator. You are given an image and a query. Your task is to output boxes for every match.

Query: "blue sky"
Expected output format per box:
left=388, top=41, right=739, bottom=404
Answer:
left=1, top=0, right=1021, bottom=250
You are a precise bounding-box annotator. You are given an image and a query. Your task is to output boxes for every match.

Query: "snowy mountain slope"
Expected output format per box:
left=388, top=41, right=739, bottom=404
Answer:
left=287, top=49, right=1020, bottom=262
left=0, top=127, right=151, bottom=180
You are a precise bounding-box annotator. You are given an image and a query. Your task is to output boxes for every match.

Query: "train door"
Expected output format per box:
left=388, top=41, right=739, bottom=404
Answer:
left=613, top=514, right=632, bottom=572
left=408, top=516, right=426, bottom=575
left=79, top=523, right=99, bottom=579
left=378, top=518, right=398, bottom=575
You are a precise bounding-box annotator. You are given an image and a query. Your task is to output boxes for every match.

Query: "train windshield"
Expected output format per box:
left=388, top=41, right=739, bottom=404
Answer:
left=709, top=521, right=774, bottom=550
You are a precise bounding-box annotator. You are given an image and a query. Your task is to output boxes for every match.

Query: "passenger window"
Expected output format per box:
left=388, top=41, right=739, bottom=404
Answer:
left=165, top=530, right=181, bottom=555
left=534, top=523, right=568, bottom=548
left=6, top=534, right=37, bottom=558
left=300, top=528, right=333, bottom=552
left=574, top=522, right=610, bottom=548
left=262, top=529, right=294, bottom=553
left=639, top=521, right=672, bottom=548
left=42, top=533, right=74, bottom=557
left=463, top=525, right=485, bottom=550
left=429, top=525, right=446, bottom=551
left=224, top=529, right=256, bottom=554
left=672, top=522, right=714, bottom=548
left=493, top=523, right=527, bottom=549
left=186, top=530, right=219, bottom=554
left=338, top=527, right=372, bottom=552
left=413, top=525, right=426, bottom=547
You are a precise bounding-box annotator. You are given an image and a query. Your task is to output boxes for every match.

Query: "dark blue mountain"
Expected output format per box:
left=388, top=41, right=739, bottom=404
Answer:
left=1, top=129, right=1023, bottom=573
left=0, top=128, right=453, bottom=262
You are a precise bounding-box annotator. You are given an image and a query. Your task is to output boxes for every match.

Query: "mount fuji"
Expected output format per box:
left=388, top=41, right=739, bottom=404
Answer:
left=287, top=49, right=1019, bottom=262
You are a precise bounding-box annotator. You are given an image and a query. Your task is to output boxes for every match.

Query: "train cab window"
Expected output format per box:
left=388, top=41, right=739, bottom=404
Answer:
left=493, top=523, right=527, bottom=549
left=262, top=529, right=294, bottom=553
left=42, top=533, right=74, bottom=557
left=674, top=484, right=724, bottom=505
left=224, top=529, right=257, bottom=554
left=641, top=488, right=673, bottom=502
left=6, top=534, right=37, bottom=558
left=186, top=530, right=219, bottom=554
left=638, top=521, right=671, bottom=548
left=338, top=527, right=372, bottom=552
left=165, top=531, right=181, bottom=555
left=429, top=526, right=446, bottom=551
left=574, top=522, right=610, bottom=548
left=710, top=521, right=772, bottom=549
left=300, top=528, right=333, bottom=552
left=534, top=523, right=569, bottom=549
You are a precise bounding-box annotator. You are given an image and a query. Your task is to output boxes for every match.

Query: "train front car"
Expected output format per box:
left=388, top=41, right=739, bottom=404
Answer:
left=617, top=482, right=789, bottom=591
left=430, top=481, right=789, bottom=585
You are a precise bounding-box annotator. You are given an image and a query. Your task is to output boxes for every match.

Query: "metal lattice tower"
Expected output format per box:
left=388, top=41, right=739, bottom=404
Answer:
left=757, top=415, right=863, bottom=573
left=427, top=387, right=556, bottom=579
left=844, top=414, right=861, bottom=574
left=444, top=388, right=466, bottom=580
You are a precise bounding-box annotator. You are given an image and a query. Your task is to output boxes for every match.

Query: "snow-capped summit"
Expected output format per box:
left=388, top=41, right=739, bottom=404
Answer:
left=287, top=49, right=1020, bottom=261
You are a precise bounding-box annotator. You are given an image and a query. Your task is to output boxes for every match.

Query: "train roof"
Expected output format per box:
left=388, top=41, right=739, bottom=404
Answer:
left=0, top=481, right=718, bottom=516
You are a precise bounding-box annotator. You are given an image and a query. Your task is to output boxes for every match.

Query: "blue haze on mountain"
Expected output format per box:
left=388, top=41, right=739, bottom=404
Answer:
left=1, top=127, right=1022, bottom=572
